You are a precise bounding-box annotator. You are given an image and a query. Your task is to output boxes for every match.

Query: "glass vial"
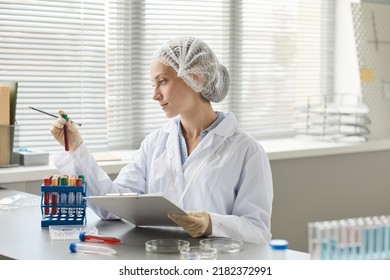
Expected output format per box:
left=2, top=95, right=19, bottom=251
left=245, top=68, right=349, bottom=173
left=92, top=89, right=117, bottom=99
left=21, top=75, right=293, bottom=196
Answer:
left=270, top=239, right=288, bottom=260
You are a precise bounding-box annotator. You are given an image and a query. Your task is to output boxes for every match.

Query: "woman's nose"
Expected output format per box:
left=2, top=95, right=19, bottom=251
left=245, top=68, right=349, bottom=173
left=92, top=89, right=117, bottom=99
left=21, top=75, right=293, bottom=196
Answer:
left=153, top=87, right=161, bottom=100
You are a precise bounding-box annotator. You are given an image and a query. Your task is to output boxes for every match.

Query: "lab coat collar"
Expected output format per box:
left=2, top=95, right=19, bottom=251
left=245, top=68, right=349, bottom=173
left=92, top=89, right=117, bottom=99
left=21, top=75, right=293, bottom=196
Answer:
left=161, top=112, right=239, bottom=138
left=211, top=112, right=239, bottom=137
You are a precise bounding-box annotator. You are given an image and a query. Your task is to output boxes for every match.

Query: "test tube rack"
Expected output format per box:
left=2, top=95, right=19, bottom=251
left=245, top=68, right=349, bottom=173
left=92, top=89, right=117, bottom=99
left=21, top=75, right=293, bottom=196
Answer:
left=308, top=215, right=390, bottom=260
left=295, top=95, right=371, bottom=141
left=40, top=179, right=87, bottom=227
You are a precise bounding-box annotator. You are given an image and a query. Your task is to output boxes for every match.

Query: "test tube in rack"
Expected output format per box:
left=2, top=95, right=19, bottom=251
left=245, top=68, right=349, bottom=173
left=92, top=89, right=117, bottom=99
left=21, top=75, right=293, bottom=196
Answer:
left=75, top=177, right=83, bottom=217
left=68, top=175, right=77, bottom=217
left=382, top=216, right=390, bottom=259
left=60, top=176, right=68, bottom=215
left=43, top=176, right=52, bottom=216
left=51, top=175, right=60, bottom=215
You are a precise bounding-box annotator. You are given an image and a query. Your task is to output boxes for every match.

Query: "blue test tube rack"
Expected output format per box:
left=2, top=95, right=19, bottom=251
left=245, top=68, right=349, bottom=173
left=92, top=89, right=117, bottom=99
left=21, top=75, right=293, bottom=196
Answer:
left=40, top=180, right=87, bottom=227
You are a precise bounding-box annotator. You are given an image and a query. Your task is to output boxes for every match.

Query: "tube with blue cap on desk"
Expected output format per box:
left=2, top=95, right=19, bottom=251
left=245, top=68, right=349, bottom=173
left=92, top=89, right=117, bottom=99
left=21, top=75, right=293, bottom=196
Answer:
left=69, top=231, right=120, bottom=255
left=69, top=242, right=117, bottom=255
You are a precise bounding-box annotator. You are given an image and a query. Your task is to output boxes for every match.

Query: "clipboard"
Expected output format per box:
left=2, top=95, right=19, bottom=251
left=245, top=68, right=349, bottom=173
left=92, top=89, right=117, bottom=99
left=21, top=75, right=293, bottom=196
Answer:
left=85, top=194, right=187, bottom=226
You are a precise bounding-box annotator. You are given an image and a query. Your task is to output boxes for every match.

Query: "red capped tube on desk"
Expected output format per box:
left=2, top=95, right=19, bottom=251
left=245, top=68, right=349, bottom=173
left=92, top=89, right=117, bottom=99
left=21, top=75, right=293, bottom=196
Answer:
left=79, top=232, right=121, bottom=244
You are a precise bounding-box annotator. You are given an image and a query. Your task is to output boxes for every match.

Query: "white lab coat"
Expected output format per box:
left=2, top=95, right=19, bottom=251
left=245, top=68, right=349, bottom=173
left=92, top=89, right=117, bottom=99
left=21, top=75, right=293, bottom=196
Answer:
left=54, top=112, right=273, bottom=244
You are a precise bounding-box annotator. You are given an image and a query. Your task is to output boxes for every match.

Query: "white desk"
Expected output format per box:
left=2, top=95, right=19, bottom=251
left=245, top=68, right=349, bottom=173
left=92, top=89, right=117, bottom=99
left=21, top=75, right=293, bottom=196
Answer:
left=0, top=188, right=310, bottom=260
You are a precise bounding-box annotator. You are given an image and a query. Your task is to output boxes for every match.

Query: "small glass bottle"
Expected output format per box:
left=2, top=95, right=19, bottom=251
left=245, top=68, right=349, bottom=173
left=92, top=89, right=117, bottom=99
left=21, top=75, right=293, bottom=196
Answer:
left=270, top=239, right=288, bottom=260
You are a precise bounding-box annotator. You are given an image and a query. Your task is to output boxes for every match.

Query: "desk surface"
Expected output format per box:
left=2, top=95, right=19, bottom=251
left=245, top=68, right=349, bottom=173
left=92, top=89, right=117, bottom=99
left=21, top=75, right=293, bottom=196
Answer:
left=0, top=188, right=310, bottom=260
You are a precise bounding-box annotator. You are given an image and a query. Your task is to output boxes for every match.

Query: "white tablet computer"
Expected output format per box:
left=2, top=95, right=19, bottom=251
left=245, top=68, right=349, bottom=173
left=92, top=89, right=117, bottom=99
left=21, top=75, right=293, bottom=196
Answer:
left=85, top=193, right=187, bottom=226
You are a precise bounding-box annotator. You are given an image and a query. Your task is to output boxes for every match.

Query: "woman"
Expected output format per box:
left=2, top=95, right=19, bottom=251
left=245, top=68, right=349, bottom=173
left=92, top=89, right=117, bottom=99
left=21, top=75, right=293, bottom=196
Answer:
left=51, top=36, right=273, bottom=244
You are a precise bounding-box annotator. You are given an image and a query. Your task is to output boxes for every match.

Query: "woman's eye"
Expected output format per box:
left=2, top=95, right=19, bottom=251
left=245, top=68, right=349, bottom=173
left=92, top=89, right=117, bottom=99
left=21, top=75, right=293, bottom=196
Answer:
left=159, top=79, right=165, bottom=84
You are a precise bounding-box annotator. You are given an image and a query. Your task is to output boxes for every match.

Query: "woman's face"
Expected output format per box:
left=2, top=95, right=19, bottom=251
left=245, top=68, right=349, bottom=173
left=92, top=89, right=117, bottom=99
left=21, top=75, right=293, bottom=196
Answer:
left=151, top=60, right=198, bottom=118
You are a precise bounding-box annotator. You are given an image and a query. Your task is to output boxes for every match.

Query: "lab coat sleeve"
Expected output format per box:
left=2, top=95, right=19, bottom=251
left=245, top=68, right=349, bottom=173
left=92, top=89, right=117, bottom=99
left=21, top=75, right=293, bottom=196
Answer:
left=209, top=147, right=273, bottom=245
left=53, top=142, right=148, bottom=219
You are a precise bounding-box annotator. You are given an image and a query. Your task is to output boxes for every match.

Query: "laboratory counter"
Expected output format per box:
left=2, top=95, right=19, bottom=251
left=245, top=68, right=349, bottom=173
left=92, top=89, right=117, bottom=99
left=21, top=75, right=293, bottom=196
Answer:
left=0, top=188, right=310, bottom=260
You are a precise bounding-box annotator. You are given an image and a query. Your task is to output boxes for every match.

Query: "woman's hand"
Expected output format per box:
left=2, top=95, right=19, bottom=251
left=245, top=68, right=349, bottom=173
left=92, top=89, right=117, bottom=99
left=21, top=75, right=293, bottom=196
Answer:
left=50, top=110, right=83, bottom=153
left=168, top=211, right=212, bottom=237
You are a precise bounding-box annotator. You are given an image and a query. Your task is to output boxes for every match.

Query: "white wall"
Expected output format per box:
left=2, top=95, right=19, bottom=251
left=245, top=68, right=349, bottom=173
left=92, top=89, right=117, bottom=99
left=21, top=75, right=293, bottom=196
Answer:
left=270, top=150, right=390, bottom=252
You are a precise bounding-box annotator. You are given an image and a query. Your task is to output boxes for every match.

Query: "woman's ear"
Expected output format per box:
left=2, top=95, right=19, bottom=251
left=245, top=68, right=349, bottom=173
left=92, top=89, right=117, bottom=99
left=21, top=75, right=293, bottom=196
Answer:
left=189, top=70, right=204, bottom=87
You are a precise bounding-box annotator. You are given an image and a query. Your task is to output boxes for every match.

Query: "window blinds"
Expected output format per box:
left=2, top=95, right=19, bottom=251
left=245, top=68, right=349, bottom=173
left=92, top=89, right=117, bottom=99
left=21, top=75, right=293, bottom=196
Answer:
left=108, top=0, right=335, bottom=149
left=236, top=0, right=335, bottom=138
left=1, top=0, right=335, bottom=152
left=0, top=0, right=107, bottom=151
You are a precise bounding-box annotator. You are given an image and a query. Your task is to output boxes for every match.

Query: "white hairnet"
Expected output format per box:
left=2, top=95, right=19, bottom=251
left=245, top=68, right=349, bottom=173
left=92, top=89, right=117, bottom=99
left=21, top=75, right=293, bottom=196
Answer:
left=152, top=36, right=229, bottom=103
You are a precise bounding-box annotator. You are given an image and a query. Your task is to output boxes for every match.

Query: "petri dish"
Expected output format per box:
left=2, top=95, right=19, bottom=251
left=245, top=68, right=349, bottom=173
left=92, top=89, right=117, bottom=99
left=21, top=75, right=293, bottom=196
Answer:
left=145, top=239, right=190, bottom=254
left=180, top=246, right=217, bottom=260
left=199, top=237, right=244, bottom=254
